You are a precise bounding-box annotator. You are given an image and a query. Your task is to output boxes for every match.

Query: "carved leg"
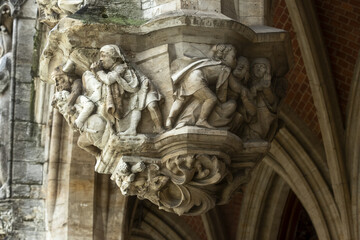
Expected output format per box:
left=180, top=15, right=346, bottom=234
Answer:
left=77, top=134, right=101, bottom=157
left=147, top=102, right=165, bottom=133
left=193, top=88, right=217, bottom=129
left=74, top=101, right=95, bottom=130
left=165, top=99, right=184, bottom=129
left=121, top=110, right=141, bottom=135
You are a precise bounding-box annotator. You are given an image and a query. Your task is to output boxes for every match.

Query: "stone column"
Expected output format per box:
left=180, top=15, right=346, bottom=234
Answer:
left=0, top=0, right=47, bottom=239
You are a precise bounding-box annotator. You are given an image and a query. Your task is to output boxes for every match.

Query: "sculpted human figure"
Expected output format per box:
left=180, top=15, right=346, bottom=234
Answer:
left=51, top=66, right=107, bottom=157
left=226, top=56, right=257, bottom=133
left=90, top=44, right=164, bottom=135
left=0, top=25, right=11, bottom=194
left=245, top=58, right=277, bottom=140
left=0, top=25, right=12, bottom=93
left=166, top=44, right=237, bottom=129
left=51, top=66, right=99, bottom=131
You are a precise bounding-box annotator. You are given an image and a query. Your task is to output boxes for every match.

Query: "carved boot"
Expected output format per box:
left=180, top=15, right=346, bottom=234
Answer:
left=195, top=98, right=216, bottom=129
left=195, top=119, right=215, bottom=129
left=120, top=110, right=140, bottom=135
left=120, top=127, right=137, bottom=136
left=148, top=104, right=165, bottom=133
left=165, top=117, right=174, bottom=130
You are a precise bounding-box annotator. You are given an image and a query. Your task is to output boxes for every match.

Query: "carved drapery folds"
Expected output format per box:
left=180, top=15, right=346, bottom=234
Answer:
left=41, top=11, right=291, bottom=215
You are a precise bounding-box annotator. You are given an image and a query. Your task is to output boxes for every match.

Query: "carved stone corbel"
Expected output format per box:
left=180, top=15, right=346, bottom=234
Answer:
left=40, top=10, right=292, bottom=215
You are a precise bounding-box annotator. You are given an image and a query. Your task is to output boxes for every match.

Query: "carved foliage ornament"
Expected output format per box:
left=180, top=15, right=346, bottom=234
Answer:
left=51, top=43, right=286, bottom=215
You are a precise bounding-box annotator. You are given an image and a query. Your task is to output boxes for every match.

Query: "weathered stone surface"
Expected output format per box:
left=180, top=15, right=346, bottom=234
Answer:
left=13, top=141, right=44, bottom=162
left=16, top=83, right=33, bottom=102
left=14, top=121, right=41, bottom=141
left=13, top=199, right=45, bottom=231
left=12, top=162, right=43, bottom=185
left=15, top=64, right=33, bottom=83
left=16, top=19, right=36, bottom=64
left=18, top=0, right=38, bottom=19
left=0, top=1, right=46, bottom=239
left=0, top=202, right=14, bottom=235
left=14, top=100, right=32, bottom=121
left=12, top=184, right=44, bottom=199
left=12, top=184, right=31, bottom=198
left=0, top=199, right=45, bottom=238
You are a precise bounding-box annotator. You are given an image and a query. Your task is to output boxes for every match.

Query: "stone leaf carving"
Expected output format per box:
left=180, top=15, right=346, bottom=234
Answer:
left=111, top=157, right=169, bottom=206
left=111, top=154, right=231, bottom=216
left=163, top=154, right=227, bottom=186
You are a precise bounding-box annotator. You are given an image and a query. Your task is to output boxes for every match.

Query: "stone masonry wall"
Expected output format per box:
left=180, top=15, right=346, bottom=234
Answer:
left=0, top=1, right=46, bottom=239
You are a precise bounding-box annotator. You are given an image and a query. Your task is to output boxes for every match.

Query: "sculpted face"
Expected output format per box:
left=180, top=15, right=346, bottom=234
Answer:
left=233, top=58, right=249, bottom=79
left=253, top=63, right=267, bottom=78
left=53, top=72, right=71, bottom=91
left=223, top=49, right=237, bottom=69
left=100, top=51, right=116, bottom=70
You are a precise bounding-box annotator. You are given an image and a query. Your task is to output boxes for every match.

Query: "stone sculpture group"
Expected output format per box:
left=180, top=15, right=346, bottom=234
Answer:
left=51, top=43, right=285, bottom=215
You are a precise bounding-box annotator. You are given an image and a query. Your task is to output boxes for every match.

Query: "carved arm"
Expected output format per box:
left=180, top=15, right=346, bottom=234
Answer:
left=88, top=85, right=102, bottom=103
left=67, top=78, right=82, bottom=106
left=96, top=70, right=116, bottom=85
left=115, top=69, right=140, bottom=93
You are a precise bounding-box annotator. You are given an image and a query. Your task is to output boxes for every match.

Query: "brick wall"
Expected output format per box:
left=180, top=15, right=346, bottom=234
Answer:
left=218, top=192, right=243, bottom=240
left=314, top=0, right=360, bottom=120
left=182, top=215, right=207, bottom=240
left=273, top=0, right=360, bottom=136
left=273, top=0, right=322, bottom=139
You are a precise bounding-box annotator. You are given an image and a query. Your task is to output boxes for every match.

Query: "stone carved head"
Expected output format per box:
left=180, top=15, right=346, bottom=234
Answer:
left=251, top=58, right=271, bottom=80
left=212, top=44, right=237, bottom=69
left=99, top=44, right=125, bottom=70
left=233, top=56, right=250, bottom=84
left=51, top=67, right=73, bottom=91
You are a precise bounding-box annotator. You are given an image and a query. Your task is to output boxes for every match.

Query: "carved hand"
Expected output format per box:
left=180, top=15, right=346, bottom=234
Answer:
left=142, top=78, right=149, bottom=90
left=90, top=62, right=101, bottom=73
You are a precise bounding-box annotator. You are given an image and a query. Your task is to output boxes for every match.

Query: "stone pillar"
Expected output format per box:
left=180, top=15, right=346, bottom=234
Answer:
left=0, top=0, right=47, bottom=239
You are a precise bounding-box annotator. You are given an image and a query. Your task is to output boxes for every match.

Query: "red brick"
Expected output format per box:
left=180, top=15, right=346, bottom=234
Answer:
left=341, top=2, right=354, bottom=11
left=182, top=216, right=207, bottom=240
left=338, top=15, right=349, bottom=24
